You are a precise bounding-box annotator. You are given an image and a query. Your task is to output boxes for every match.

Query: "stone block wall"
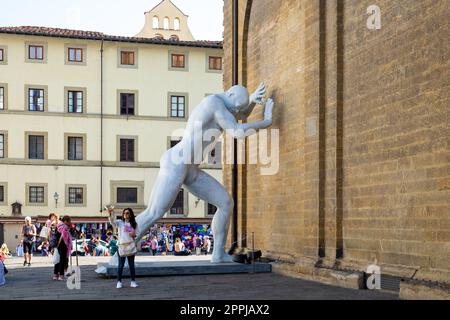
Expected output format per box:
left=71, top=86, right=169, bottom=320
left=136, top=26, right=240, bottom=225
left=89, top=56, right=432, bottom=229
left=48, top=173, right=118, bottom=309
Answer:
left=223, top=0, right=449, bottom=284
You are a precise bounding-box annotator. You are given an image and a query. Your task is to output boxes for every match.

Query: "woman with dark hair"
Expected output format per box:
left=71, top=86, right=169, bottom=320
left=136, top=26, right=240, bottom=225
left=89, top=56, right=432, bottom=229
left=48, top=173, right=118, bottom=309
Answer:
left=47, top=213, right=59, bottom=252
left=107, top=207, right=139, bottom=289
left=174, top=237, right=191, bottom=256
left=53, top=215, right=72, bottom=281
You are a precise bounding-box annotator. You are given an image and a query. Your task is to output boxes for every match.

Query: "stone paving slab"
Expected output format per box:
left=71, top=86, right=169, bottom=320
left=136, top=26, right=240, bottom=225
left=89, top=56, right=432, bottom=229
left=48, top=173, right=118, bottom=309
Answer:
left=0, top=256, right=399, bottom=300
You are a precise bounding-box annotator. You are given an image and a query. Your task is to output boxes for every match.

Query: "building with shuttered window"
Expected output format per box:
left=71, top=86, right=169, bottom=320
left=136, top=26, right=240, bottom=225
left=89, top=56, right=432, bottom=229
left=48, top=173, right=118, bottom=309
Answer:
left=0, top=0, right=223, bottom=249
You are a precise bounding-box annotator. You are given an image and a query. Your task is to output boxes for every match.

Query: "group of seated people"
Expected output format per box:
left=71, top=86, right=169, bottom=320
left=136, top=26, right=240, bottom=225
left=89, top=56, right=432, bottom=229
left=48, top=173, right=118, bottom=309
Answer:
left=174, top=237, right=191, bottom=256
left=81, top=234, right=117, bottom=256
left=173, top=236, right=212, bottom=256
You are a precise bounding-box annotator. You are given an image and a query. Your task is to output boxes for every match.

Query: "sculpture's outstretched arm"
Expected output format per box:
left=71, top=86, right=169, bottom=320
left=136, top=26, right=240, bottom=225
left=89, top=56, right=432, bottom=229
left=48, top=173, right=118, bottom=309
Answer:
left=106, top=206, right=120, bottom=229
left=216, top=98, right=274, bottom=139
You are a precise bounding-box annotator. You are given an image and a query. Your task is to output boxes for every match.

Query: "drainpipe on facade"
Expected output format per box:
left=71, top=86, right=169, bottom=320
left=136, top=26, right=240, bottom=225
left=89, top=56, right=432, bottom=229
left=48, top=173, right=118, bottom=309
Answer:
left=100, top=39, right=104, bottom=214
left=232, top=0, right=239, bottom=247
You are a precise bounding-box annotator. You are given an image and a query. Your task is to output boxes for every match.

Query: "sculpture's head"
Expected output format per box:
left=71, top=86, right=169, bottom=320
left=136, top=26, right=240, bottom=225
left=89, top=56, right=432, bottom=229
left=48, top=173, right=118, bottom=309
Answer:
left=224, top=85, right=251, bottom=119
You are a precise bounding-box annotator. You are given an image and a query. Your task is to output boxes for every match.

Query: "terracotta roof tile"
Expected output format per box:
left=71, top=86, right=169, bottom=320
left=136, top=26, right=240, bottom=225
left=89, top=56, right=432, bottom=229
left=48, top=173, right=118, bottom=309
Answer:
left=0, top=26, right=222, bottom=48
left=0, top=26, right=105, bottom=38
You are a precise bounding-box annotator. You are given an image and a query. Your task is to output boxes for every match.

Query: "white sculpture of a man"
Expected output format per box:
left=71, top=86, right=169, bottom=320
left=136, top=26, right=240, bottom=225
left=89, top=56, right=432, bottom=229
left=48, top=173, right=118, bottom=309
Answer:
left=134, top=83, right=274, bottom=263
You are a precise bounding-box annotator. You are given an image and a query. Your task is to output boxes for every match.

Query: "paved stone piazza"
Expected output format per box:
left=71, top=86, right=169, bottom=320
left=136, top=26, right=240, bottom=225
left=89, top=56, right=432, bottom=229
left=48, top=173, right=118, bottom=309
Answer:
left=0, top=255, right=397, bottom=300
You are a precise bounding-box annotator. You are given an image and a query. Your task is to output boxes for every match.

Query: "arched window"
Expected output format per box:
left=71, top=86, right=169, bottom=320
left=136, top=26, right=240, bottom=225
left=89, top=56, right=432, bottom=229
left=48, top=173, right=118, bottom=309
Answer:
left=174, top=18, right=180, bottom=30
left=155, top=34, right=164, bottom=40
left=152, top=16, right=159, bottom=29
left=163, top=17, right=170, bottom=30
left=169, top=35, right=179, bottom=41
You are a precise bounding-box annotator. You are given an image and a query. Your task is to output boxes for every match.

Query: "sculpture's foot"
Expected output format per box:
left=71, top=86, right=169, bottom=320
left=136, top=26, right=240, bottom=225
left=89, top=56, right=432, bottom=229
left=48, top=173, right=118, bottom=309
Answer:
left=211, top=251, right=234, bottom=263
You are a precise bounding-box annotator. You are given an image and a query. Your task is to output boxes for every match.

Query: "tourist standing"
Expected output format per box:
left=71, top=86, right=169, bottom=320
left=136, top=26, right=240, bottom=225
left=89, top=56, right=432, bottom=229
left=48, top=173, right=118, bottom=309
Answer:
left=169, top=233, right=174, bottom=252
left=195, top=235, right=203, bottom=255
left=150, top=236, right=158, bottom=256
left=107, top=235, right=119, bottom=256
left=39, top=213, right=53, bottom=242
left=53, top=216, right=73, bottom=281
left=107, top=207, right=139, bottom=289
left=21, top=216, right=36, bottom=266
left=164, top=236, right=169, bottom=256
left=193, top=234, right=198, bottom=250
left=203, top=236, right=211, bottom=255
left=159, top=236, right=168, bottom=256
left=87, top=235, right=96, bottom=256
left=0, top=244, right=10, bottom=279
left=0, top=248, right=6, bottom=286
left=48, top=213, right=59, bottom=253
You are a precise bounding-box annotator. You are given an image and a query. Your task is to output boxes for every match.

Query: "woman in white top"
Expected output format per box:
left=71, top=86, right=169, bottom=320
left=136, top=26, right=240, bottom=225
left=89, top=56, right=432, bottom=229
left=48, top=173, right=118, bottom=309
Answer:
left=203, top=236, right=212, bottom=255
left=107, top=207, right=139, bottom=289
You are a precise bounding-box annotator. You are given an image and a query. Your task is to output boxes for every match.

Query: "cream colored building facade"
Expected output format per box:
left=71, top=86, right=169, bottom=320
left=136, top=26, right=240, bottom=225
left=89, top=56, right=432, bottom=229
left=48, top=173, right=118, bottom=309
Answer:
left=0, top=1, right=223, bottom=250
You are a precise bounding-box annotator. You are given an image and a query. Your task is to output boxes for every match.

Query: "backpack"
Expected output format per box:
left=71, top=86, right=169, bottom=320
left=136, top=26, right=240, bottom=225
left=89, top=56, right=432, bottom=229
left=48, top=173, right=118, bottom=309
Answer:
left=49, top=227, right=58, bottom=249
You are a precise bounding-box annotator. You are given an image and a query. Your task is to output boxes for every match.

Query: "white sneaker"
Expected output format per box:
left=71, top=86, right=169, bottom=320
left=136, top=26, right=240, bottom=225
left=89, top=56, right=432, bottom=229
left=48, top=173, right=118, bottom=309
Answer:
left=130, top=281, right=139, bottom=288
left=116, top=281, right=123, bottom=289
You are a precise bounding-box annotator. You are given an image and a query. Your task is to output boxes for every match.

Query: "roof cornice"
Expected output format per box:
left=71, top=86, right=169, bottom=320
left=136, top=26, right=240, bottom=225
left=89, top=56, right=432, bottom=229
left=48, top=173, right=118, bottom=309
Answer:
left=0, top=26, right=222, bottom=49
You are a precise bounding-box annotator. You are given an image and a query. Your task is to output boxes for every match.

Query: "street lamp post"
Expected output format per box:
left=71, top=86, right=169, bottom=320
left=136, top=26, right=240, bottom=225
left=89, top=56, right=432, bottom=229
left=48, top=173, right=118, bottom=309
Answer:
left=53, top=192, right=59, bottom=208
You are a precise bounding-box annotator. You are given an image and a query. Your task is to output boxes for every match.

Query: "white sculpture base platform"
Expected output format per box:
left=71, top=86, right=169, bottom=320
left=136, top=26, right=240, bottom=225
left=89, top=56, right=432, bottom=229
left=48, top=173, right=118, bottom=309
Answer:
left=95, top=255, right=271, bottom=278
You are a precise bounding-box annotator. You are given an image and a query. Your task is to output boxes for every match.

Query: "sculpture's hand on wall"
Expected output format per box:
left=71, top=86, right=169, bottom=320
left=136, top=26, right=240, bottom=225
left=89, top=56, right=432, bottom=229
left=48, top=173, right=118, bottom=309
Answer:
left=263, top=98, right=274, bottom=124
left=250, top=82, right=266, bottom=105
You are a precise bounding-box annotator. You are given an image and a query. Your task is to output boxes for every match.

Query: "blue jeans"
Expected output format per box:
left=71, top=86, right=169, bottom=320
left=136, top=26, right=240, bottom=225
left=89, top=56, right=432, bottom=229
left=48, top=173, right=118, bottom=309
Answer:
left=95, top=247, right=104, bottom=256
left=117, top=254, right=135, bottom=282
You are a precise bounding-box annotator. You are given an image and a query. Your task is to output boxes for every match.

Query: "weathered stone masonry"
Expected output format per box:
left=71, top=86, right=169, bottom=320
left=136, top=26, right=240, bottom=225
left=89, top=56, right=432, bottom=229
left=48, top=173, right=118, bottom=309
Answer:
left=223, top=0, right=450, bottom=293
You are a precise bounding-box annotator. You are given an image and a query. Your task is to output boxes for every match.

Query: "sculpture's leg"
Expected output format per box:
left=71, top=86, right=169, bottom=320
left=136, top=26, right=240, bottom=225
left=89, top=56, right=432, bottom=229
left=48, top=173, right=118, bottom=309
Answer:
left=107, top=151, right=186, bottom=266
left=107, top=252, right=119, bottom=266
left=184, top=167, right=234, bottom=263
left=135, top=152, right=188, bottom=242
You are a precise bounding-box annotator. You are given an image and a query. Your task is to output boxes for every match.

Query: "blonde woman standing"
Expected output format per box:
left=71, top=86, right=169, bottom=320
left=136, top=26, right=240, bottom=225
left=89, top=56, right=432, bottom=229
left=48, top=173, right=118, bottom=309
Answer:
left=0, top=244, right=10, bottom=257
left=21, top=216, right=36, bottom=267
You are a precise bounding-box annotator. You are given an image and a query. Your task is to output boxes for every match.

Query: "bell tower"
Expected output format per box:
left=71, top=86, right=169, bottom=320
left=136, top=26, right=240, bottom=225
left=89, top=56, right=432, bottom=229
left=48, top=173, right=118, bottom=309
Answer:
left=135, top=0, right=195, bottom=41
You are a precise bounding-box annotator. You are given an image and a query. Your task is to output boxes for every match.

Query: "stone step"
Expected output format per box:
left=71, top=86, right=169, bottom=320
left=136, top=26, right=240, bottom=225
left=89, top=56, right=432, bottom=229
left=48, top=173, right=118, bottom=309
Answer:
left=96, top=260, right=272, bottom=278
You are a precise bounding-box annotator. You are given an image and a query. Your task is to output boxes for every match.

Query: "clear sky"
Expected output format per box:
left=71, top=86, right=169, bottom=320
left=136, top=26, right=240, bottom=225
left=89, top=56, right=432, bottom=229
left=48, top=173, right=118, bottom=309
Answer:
left=0, top=0, right=224, bottom=41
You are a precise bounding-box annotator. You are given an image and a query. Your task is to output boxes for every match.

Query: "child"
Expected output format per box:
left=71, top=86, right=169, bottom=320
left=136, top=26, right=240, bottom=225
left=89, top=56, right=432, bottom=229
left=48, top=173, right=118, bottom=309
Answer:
left=38, top=240, right=49, bottom=256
